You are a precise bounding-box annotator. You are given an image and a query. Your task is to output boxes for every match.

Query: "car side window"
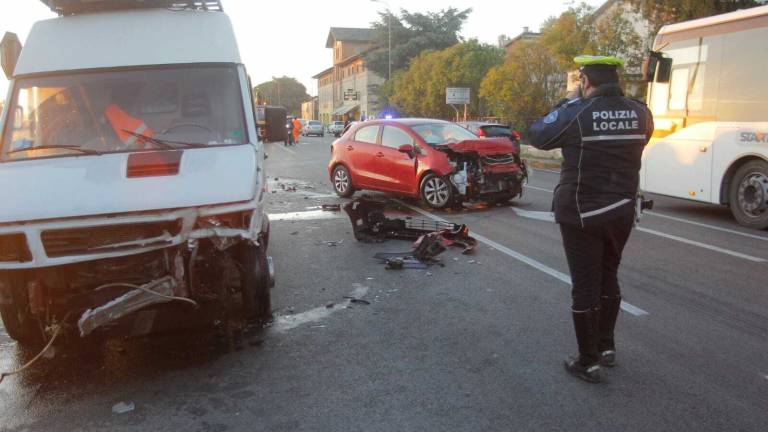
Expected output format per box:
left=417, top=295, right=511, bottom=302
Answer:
left=381, top=126, right=413, bottom=149
left=354, top=126, right=380, bottom=144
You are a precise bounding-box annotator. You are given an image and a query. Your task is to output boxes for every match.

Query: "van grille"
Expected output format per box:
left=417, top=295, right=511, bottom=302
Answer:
left=0, top=234, right=32, bottom=263
left=41, top=220, right=182, bottom=258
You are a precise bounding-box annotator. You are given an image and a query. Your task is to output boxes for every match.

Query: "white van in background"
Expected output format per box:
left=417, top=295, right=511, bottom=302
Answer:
left=641, top=6, right=768, bottom=229
left=0, top=0, right=273, bottom=344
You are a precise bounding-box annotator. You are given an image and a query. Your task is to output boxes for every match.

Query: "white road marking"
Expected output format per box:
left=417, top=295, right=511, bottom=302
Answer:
left=532, top=168, right=561, bottom=175
left=645, top=211, right=768, bottom=242
left=636, top=227, right=766, bottom=263
left=397, top=201, right=649, bottom=316
left=268, top=210, right=345, bottom=222
left=273, top=283, right=369, bottom=331
left=524, top=184, right=555, bottom=193
left=511, top=208, right=555, bottom=222
left=522, top=185, right=768, bottom=257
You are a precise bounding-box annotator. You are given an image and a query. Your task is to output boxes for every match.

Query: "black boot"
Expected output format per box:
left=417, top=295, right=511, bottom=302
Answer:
left=564, top=307, right=601, bottom=383
left=598, top=296, right=621, bottom=367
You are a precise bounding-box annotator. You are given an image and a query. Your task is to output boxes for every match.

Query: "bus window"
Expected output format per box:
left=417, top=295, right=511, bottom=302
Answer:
left=718, top=26, right=768, bottom=122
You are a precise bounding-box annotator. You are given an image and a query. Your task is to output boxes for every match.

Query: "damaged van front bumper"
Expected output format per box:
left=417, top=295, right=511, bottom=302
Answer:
left=0, top=199, right=267, bottom=270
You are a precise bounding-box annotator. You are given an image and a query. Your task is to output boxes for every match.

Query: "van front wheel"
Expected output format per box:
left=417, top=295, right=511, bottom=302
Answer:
left=729, top=160, right=768, bottom=230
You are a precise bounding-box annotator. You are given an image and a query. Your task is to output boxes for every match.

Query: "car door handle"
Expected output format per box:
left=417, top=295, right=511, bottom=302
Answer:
left=346, top=145, right=354, bottom=151
left=376, top=152, right=385, bottom=157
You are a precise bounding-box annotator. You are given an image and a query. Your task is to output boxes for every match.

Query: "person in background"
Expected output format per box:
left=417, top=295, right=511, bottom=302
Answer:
left=292, top=117, right=302, bottom=145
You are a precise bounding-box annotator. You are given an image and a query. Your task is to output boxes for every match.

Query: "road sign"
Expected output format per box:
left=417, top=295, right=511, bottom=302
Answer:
left=446, top=87, right=470, bottom=105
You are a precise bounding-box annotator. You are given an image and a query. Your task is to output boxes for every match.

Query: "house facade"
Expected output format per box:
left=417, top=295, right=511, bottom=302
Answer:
left=313, top=27, right=385, bottom=125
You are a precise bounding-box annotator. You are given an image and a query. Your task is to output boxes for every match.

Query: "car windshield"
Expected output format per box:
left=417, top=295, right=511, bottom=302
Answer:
left=412, top=123, right=478, bottom=145
left=1, top=65, right=247, bottom=161
left=309, top=121, right=321, bottom=126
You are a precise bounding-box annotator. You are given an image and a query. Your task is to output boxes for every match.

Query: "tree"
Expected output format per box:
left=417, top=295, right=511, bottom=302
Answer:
left=480, top=40, right=562, bottom=133
left=252, top=76, right=309, bottom=117
left=388, top=41, right=504, bottom=119
left=629, top=0, right=760, bottom=36
left=540, top=4, right=595, bottom=69
left=366, top=7, right=472, bottom=79
left=592, top=8, right=646, bottom=71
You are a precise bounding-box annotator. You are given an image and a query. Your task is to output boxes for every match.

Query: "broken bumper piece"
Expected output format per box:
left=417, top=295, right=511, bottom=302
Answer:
left=344, top=198, right=478, bottom=253
left=77, top=276, right=177, bottom=337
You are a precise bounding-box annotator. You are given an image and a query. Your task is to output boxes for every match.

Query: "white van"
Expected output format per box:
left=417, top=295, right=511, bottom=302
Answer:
left=0, top=1, right=273, bottom=344
left=641, top=6, right=768, bottom=229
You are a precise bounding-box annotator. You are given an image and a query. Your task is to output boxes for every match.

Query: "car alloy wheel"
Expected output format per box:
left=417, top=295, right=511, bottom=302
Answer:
left=421, top=174, right=452, bottom=208
left=333, top=166, right=354, bottom=197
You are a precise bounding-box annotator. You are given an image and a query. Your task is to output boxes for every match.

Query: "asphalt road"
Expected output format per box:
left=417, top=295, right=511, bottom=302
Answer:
left=1, top=133, right=766, bottom=431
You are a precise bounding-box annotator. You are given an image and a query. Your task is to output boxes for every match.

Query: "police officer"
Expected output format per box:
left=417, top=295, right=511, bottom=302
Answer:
left=528, top=55, right=654, bottom=383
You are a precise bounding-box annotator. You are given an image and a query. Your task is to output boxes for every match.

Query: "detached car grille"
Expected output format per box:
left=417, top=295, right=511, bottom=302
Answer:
left=41, top=220, right=183, bottom=258
left=0, top=234, right=32, bottom=263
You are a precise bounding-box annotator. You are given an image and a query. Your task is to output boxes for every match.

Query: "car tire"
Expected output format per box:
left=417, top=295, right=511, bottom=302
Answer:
left=728, top=160, right=768, bottom=230
left=0, top=273, right=43, bottom=345
left=420, top=173, right=453, bottom=209
left=321, top=133, right=325, bottom=137
left=238, top=241, right=272, bottom=324
left=332, top=165, right=355, bottom=198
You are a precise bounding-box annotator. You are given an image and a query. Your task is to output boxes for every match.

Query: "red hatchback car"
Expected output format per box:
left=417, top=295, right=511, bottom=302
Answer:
left=328, top=119, right=527, bottom=209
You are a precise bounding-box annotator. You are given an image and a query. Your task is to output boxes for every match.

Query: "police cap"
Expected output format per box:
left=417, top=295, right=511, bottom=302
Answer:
left=574, top=55, right=625, bottom=72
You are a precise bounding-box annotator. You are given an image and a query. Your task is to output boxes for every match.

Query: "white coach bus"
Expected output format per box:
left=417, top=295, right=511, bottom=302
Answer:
left=641, top=5, right=768, bottom=229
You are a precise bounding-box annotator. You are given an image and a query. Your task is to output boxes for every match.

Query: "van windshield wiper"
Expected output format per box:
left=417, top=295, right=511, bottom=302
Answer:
left=6, top=144, right=101, bottom=155
left=122, top=130, right=207, bottom=149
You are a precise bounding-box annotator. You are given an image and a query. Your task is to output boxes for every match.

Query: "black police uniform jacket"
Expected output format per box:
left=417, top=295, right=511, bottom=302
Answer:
left=528, top=84, right=654, bottom=227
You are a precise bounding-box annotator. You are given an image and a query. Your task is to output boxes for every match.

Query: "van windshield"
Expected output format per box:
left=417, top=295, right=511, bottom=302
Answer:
left=1, top=65, right=247, bottom=161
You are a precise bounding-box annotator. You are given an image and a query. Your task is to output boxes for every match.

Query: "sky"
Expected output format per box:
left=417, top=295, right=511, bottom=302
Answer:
left=1, top=0, right=606, bottom=97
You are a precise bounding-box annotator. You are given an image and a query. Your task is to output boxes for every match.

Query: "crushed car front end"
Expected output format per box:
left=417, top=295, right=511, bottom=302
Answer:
left=438, top=139, right=527, bottom=203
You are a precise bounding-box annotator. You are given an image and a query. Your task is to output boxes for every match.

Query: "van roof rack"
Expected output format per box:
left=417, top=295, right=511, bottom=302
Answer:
left=41, top=0, right=223, bottom=16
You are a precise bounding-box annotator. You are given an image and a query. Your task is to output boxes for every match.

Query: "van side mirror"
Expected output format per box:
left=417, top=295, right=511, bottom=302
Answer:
left=656, top=57, right=672, bottom=83
left=1, top=32, right=22, bottom=79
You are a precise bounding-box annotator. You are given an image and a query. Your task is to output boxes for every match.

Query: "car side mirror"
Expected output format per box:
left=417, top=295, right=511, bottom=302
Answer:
left=398, top=144, right=415, bottom=154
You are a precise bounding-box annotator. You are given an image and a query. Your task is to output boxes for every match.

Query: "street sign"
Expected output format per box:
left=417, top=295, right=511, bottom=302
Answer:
left=446, top=87, right=470, bottom=105
left=343, top=90, right=358, bottom=101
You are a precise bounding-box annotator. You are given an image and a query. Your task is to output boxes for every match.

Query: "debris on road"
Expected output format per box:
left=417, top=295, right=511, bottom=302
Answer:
left=343, top=198, right=478, bottom=252
left=112, top=401, right=135, bottom=414
left=321, top=204, right=342, bottom=212
left=316, top=239, right=344, bottom=247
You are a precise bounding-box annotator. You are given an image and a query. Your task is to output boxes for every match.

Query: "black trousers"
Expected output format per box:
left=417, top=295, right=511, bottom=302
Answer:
left=559, top=215, right=634, bottom=311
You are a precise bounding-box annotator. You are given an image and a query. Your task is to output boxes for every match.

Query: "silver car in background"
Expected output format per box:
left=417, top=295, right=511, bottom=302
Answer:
left=303, top=120, right=325, bottom=137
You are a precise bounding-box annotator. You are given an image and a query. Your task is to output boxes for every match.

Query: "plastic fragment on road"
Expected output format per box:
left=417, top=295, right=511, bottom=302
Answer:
left=112, top=401, right=135, bottom=414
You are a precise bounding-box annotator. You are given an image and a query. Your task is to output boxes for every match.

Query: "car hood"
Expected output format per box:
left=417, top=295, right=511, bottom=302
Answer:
left=441, top=139, right=517, bottom=156
left=0, top=145, right=258, bottom=224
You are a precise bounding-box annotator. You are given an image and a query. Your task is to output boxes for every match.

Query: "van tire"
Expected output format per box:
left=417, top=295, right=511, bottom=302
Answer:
left=239, top=242, right=272, bottom=324
left=0, top=274, right=43, bottom=345
left=728, top=160, right=768, bottom=230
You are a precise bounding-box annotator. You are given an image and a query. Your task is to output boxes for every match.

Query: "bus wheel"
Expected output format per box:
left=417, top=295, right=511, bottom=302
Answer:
left=729, top=160, right=768, bottom=230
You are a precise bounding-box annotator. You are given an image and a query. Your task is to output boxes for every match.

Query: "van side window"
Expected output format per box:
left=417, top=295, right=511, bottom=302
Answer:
left=381, top=126, right=413, bottom=149
left=354, top=126, right=380, bottom=144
